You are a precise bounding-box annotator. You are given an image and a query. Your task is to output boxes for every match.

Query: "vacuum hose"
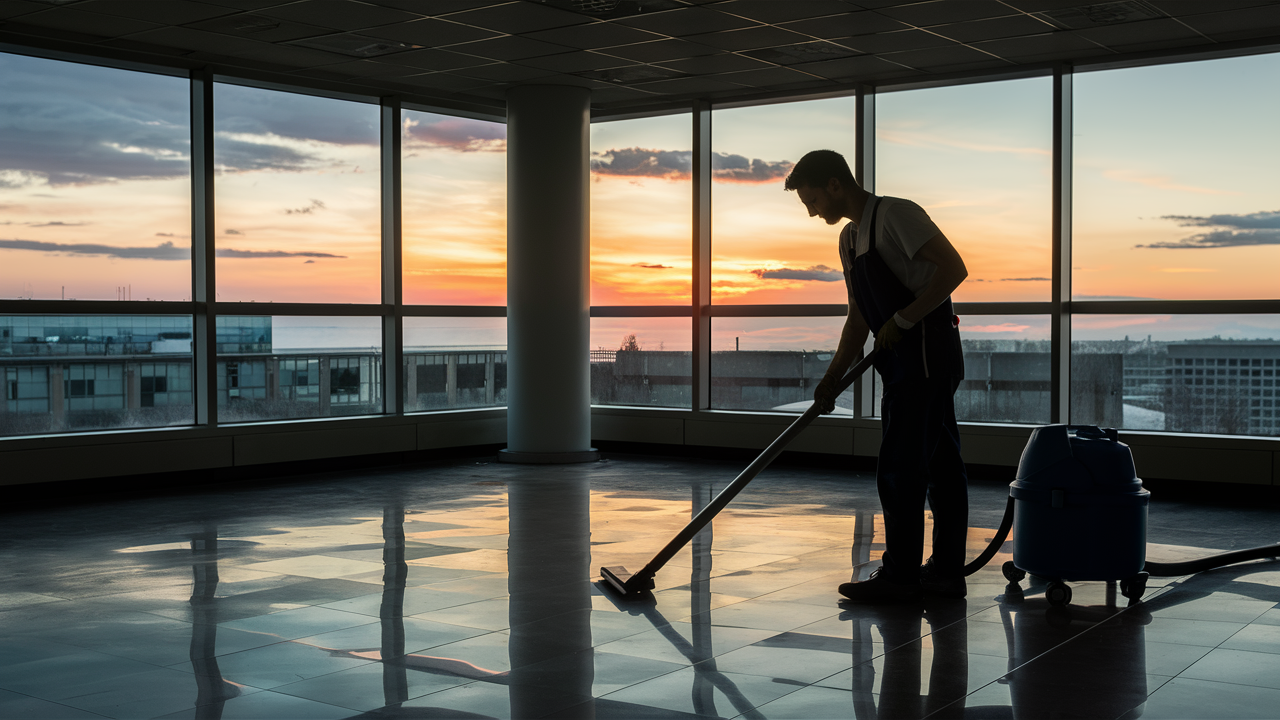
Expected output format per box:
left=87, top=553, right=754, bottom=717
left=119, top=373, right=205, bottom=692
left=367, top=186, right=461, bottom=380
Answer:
left=961, top=496, right=1280, bottom=578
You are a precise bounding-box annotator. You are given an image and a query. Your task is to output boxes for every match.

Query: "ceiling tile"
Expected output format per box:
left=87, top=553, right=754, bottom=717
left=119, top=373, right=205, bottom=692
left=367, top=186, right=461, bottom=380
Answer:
left=686, top=25, right=811, bottom=51
left=455, top=61, right=557, bottom=82
left=599, top=39, right=721, bottom=63
left=185, top=12, right=332, bottom=42
left=712, top=0, right=861, bottom=24
left=614, top=7, right=759, bottom=36
left=712, top=65, right=829, bottom=87
left=256, top=0, right=421, bottom=30
left=386, top=70, right=493, bottom=91
left=629, top=75, right=742, bottom=94
left=1075, top=18, right=1205, bottom=50
left=0, top=1, right=50, bottom=20
left=1145, top=0, right=1280, bottom=16
left=970, top=31, right=1105, bottom=62
left=579, top=65, right=684, bottom=84
left=831, top=29, right=955, bottom=54
left=524, top=21, right=664, bottom=49
left=2, top=20, right=122, bottom=45
left=999, top=0, right=1112, bottom=10
left=931, top=14, right=1058, bottom=43
left=96, top=37, right=199, bottom=55
left=367, top=47, right=492, bottom=71
left=290, top=58, right=408, bottom=77
left=876, top=1, right=1018, bottom=27
left=445, top=2, right=590, bottom=34
left=1179, top=4, right=1280, bottom=42
left=234, top=41, right=353, bottom=67
left=448, top=34, right=574, bottom=61
left=198, top=0, right=296, bottom=8
left=657, top=52, right=770, bottom=74
left=588, top=86, right=661, bottom=105
left=121, top=25, right=280, bottom=54
left=76, top=0, right=236, bottom=25
left=517, top=50, right=632, bottom=73
left=792, top=53, right=913, bottom=79
left=881, top=43, right=1003, bottom=69
left=742, top=40, right=860, bottom=66
left=364, top=0, right=504, bottom=15
left=779, top=10, right=908, bottom=39
left=360, top=17, right=499, bottom=46
left=16, top=7, right=163, bottom=38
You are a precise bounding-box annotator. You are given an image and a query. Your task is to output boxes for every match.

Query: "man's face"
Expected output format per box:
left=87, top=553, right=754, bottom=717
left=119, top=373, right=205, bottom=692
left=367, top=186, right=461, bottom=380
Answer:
left=796, top=183, right=842, bottom=225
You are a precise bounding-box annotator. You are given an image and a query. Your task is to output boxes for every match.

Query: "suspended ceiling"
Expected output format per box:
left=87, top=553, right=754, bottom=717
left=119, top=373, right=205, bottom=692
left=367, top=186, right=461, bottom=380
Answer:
left=2, top=0, right=1279, bottom=115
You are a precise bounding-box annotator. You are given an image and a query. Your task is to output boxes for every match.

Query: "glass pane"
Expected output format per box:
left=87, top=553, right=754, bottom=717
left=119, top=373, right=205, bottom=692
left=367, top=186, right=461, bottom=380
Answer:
left=955, top=314, right=1051, bottom=424
left=877, top=78, right=1051, bottom=302
left=0, top=53, right=190, bottom=302
left=590, top=318, right=690, bottom=408
left=214, top=85, right=380, bottom=303
left=217, top=316, right=382, bottom=422
left=712, top=97, right=857, bottom=305
left=404, top=317, right=506, bottom=411
left=1074, top=53, right=1280, bottom=300
left=1, top=315, right=193, bottom=436
left=1072, top=314, right=1280, bottom=436
left=710, top=316, right=852, bottom=412
left=591, top=114, right=691, bottom=305
left=402, top=110, right=506, bottom=305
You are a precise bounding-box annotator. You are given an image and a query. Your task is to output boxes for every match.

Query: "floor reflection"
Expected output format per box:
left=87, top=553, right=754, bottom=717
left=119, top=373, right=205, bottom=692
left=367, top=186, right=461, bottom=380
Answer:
left=0, top=456, right=1276, bottom=719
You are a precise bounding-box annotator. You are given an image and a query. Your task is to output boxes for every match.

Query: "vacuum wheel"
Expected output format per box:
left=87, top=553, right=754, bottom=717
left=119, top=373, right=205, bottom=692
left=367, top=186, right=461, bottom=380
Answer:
left=1002, top=561, right=1026, bottom=583
left=1120, top=572, right=1149, bottom=601
left=1045, top=581, right=1072, bottom=607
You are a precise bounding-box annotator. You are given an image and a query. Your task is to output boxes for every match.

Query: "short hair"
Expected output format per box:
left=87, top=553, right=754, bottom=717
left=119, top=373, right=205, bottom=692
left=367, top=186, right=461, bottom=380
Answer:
left=784, top=150, right=857, bottom=192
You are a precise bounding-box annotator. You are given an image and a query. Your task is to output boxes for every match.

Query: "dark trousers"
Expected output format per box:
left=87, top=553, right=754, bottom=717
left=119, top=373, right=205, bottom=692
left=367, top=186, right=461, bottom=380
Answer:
left=876, top=374, right=968, bottom=583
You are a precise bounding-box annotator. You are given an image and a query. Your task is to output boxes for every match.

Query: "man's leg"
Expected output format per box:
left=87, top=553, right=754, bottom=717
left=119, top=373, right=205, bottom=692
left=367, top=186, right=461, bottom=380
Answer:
left=926, top=378, right=968, bottom=575
left=876, top=379, right=941, bottom=584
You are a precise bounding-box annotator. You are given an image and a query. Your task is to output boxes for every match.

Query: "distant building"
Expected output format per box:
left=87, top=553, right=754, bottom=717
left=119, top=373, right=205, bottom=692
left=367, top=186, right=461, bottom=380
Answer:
left=1165, top=341, right=1280, bottom=435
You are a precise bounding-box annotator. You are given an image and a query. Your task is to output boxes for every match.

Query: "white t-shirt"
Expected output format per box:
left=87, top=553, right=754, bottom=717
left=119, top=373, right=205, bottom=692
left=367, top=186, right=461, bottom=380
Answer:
left=838, top=195, right=942, bottom=298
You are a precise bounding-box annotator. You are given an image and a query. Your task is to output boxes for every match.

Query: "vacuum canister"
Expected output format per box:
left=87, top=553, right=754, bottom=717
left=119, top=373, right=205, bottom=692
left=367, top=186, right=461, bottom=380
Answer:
left=1010, top=425, right=1150, bottom=582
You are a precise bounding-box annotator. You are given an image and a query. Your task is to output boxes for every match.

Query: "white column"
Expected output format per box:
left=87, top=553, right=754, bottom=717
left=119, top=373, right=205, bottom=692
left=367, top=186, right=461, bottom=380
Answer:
left=501, top=85, right=597, bottom=463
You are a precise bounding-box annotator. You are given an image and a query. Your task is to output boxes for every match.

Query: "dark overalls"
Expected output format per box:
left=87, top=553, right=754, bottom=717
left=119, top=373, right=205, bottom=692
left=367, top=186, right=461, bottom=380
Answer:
left=849, top=197, right=968, bottom=583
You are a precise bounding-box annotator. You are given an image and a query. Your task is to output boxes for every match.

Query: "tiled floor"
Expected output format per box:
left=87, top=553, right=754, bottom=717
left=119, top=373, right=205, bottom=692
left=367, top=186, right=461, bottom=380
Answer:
left=1, top=453, right=1278, bottom=719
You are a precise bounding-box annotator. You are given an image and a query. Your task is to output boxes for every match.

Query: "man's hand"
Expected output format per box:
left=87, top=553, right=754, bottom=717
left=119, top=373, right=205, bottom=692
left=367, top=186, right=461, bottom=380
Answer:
left=875, top=317, right=903, bottom=352
left=813, top=374, right=839, bottom=414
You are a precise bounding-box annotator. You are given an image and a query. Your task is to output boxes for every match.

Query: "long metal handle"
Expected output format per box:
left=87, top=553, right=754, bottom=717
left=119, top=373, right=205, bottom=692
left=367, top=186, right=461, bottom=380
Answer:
left=637, top=351, right=878, bottom=580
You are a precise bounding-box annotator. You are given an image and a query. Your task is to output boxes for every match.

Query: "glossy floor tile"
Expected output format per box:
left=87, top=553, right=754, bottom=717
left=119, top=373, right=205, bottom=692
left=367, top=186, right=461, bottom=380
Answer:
left=1, top=453, right=1278, bottom=719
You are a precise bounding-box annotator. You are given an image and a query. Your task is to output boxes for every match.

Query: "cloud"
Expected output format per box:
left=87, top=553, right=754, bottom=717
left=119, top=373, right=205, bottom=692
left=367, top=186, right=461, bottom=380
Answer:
left=0, top=238, right=345, bottom=260
left=590, top=148, right=792, bottom=184
left=712, top=152, right=792, bottom=184
left=964, top=323, right=1032, bottom=334
left=593, top=148, right=690, bottom=179
left=631, top=262, right=673, bottom=269
left=225, top=229, right=243, bottom=235
left=752, top=264, right=842, bottom=282
left=0, top=239, right=187, bottom=260
left=215, top=249, right=346, bottom=259
left=403, top=116, right=505, bottom=152
left=285, top=199, right=326, bottom=215
left=304, top=259, right=315, bottom=264
left=156, top=232, right=176, bottom=237
left=1137, top=211, right=1280, bottom=249
left=1000, top=277, right=1050, bottom=282
left=28, top=221, right=86, bottom=227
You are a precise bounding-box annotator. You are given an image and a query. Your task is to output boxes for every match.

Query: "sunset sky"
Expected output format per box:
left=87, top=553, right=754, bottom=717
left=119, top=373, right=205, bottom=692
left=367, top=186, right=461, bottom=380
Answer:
left=3, top=49, right=1279, bottom=348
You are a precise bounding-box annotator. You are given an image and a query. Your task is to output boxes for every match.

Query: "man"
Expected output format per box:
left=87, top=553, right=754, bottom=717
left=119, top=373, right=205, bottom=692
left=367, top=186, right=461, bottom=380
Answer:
left=784, top=149, right=969, bottom=602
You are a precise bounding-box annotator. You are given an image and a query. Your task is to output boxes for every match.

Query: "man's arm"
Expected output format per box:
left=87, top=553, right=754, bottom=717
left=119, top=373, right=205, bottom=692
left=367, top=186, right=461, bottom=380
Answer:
left=897, top=232, right=967, bottom=325
left=814, top=298, right=871, bottom=413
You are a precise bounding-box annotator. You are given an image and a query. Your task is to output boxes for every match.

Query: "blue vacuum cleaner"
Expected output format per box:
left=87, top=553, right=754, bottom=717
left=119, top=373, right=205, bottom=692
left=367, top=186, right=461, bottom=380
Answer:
left=979, top=424, right=1280, bottom=606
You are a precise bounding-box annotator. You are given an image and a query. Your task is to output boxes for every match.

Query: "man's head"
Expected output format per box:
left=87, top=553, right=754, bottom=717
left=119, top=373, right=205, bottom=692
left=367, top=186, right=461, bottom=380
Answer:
left=784, top=150, right=859, bottom=225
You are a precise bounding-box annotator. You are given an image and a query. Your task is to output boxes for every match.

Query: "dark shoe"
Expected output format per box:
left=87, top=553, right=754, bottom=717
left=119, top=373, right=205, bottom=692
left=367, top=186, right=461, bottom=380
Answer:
left=838, top=568, right=921, bottom=603
left=920, top=558, right=966, bottom=598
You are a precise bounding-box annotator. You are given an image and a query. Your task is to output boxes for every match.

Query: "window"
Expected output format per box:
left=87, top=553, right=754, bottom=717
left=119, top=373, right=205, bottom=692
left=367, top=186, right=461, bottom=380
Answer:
left=402, top=110, right=506, bottom=305
left=214, top=84, right=381, bottom=303
left=711, top=317, right=850, bottom=412
left=403, top=317, right=505, bottom=412
left=590, top=318, right=691, bottom=408
left=1074, top=54, right=1280, bottom=301
left=591, top=114, right=692, bottom=306
left=0, top=53, right=190, bottom=302
left=877, top=78, right=1052, bottom=302
left=712, top=97, right=857, bottom=305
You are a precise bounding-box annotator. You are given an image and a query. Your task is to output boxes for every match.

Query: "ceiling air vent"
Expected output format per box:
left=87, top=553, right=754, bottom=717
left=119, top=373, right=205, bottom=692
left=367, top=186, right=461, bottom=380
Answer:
left=290, top=33, right=422, bottom=58
left=1037, top=1, right=1165, bottom=30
